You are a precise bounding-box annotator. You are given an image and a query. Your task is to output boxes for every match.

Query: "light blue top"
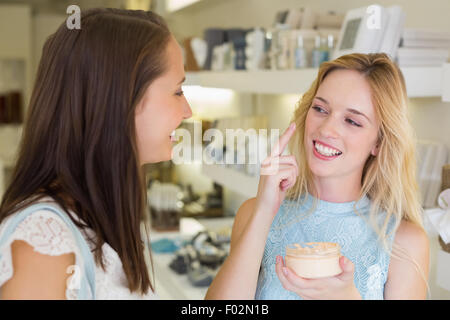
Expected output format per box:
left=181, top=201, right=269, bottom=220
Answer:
left=0, top=203, right=96, bottom=299
left=255, top=193, right=397, bottom=300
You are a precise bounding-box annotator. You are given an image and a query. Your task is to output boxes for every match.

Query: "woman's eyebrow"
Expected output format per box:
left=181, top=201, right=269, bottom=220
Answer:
left=315, top=96, right=329, bottom=105
left=178, top=77, right=186, bottom=85
left=346, top=108, right=371, bottom=123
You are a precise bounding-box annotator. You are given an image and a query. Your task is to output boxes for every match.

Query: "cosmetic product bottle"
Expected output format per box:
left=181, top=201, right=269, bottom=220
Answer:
left=277, top=30, right=290, bottom=70
left=311, top=35, right=322, bottom=68
left=294, top=35, right=308, bottom=68
left=245, top=28, right=266, bottom=70
left=319, top=36, right=330, bottom=63
left=285, top=242, right=342, bottom=278
left=267, top=30, right=279, bottom=70
left=233, top=37, right=247, bottom=70
left=312, top=35, right=332, bottom=67
left=327, top=34, right=335, bottom=61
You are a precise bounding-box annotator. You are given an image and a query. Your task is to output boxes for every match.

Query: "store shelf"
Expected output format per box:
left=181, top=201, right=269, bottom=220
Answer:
left=165, top=0, right=205, bottom=13
left=401, top=66, right=444, bottom=98
left=185, top=69, right=318, bottom=95
left=186, top=65, right=447, bottom=98
left=202, top=164, right=259, bottom=199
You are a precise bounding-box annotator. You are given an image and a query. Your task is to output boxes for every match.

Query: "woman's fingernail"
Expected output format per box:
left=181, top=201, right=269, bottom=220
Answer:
left=282, top=267, right=288, bottom=276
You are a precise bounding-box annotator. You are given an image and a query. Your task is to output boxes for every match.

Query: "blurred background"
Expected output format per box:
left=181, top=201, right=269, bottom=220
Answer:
left=0, top=0, right=449, bottom=299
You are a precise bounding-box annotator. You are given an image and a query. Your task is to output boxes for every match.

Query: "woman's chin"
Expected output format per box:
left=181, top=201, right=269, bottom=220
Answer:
left=308, top=162, right=334, bottom=178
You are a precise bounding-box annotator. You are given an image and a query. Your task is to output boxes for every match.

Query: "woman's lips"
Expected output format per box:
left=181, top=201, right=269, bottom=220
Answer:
left=312, top=140, right=342, bottom=161
left=314, top=140, right=342, bottom=153
left=170, top=130, right=176, bottom=142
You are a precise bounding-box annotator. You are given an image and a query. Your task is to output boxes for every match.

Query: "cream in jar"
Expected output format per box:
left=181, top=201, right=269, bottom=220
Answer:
left=285, top=242, right=342, bottom=279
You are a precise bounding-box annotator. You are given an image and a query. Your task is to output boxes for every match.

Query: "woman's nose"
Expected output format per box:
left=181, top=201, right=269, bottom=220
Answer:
left=319, top=116, right=340, bottom=139
left=183, top=100, right=192, bottom=119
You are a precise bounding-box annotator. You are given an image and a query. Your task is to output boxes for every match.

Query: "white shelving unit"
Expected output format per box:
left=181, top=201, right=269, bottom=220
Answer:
left=193, top=65, right=449, bottom=198
left=157, top=0, right=214, bottom=16
left=186, top=65, right=448, bottom=98
left=185, top=69, right=318, bottom=95
left=165, top=0, right=204, bottom=13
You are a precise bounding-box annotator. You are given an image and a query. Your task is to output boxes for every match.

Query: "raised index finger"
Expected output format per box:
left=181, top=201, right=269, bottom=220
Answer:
left=270, top=123, right=296, bottom=157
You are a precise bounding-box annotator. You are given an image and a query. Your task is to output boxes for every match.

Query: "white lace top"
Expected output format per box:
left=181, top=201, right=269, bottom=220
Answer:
left=0, top=197, right=158, bottom=300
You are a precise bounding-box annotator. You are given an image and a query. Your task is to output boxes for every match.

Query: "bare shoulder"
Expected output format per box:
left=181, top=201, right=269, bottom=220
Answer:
left=1, top=240, right=75, bottom=299
left=385, top=219, right=430, bottom=299
left=230, top=198, right=257, bottom=251
left=393, top=219, right=429, bottom=255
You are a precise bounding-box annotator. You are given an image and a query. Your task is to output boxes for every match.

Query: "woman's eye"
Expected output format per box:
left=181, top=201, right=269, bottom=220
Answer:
left=176, top=90, right=184, bottom=96
left=346, top=118, right=362, bottom=127
left=313, top=105, right=361, bottom=127
left=312, top=105, right=326, bottom=113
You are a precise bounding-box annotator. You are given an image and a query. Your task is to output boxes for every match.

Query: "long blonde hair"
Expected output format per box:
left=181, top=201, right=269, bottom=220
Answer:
left=285, top=53, right=427, bottom=291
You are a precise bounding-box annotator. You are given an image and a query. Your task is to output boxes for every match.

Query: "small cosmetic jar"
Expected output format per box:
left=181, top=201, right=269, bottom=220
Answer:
left=285, top=242, right=342, bottom=279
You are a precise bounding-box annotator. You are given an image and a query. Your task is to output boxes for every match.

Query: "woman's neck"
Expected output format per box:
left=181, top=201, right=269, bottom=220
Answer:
left=309, top=174, right=362, bottom=203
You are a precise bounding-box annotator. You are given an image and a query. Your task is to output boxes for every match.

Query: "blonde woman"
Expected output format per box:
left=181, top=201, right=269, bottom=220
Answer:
left=206, top=53, right=429, bottom=300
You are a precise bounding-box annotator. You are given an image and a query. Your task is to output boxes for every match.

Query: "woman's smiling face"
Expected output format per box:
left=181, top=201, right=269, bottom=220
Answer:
left=135, top=36, right=192, bottom=164
left=304, top=69, right=380, bottom=181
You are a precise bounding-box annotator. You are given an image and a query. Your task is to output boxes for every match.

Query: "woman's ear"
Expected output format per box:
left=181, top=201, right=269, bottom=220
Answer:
left=371, top=142, right=380, bottom=156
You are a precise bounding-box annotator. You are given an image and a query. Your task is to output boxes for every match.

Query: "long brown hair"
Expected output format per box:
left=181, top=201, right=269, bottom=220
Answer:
left=0, top=8, right=172, bottom=295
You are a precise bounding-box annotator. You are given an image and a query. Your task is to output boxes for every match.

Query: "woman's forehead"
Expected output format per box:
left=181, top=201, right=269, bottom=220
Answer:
left=316, top=69, right=375, bottom=118
left=164, top=39, right=185, bottom=76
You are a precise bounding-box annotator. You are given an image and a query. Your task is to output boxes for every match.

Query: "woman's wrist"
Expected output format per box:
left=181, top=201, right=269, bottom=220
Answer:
left=206, top=201, right=276, bottom=299
left=347, top=285, right=362, bottom=300
left=252, top=204, right=277, bottom=225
